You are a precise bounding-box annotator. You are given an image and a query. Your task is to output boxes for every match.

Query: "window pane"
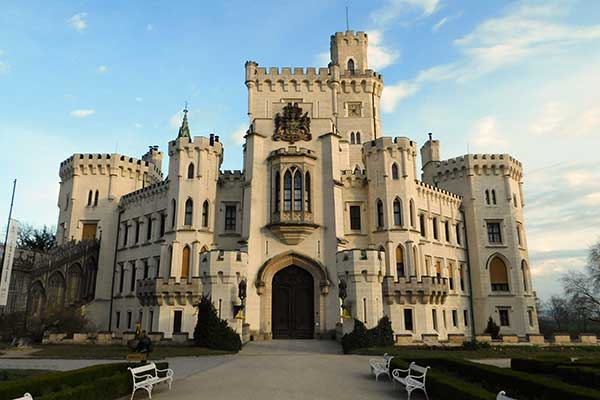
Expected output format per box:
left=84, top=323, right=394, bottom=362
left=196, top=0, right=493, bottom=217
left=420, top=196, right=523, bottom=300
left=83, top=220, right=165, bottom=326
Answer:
left=284, top=171, right=292, bottom=211
left=349, top=206, right=361, bottom=230
left=293, top=170, right=302, bottom=211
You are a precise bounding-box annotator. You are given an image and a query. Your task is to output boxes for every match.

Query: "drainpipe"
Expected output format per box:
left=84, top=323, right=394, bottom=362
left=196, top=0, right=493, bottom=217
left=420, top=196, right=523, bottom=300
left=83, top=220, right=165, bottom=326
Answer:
left=108, top=209, right=123, bottom=331
left=461, top=209, right=477, bottom=341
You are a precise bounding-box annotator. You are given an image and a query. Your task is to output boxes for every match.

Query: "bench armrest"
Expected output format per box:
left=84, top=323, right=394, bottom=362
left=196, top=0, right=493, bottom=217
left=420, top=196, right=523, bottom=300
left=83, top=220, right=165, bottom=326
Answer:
left=156, top=368, right=174, bottom=378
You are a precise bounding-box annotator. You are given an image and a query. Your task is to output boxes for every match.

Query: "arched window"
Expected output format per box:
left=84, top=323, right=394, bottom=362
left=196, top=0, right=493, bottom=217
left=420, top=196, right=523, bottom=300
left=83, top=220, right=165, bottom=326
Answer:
left=485, top=190, right=490, bottom=205
left=350, top=132, right=355, bottom=144
left=87, top=190, right=93, bottom=206
left=202, top=200, right=209, bottom=227
left=492, top=189, right=497, bottom=205
left=355, top=131, right=361, bottom=143
left=171, top=199, right=177, bottom=228
left=305, top=172, right=311, bottom=212
left=274, top=172, right=281, bottom=212
left=393, top=198, right=402, bottom=226
left=347, top=58, right=355, bottom=74
left=181, top=245, right=190, bottom=279
left=490, top=256, right=509, bottom=291
left=391, top=163, right=399, bottom=180
left=283, top=171, right=292, bottom=211
left=94, top=190, right=99, bottom=206
left=47, top=272, right=66, bottom=312
left=67, top=264, right=83, bottom=304
left=376, top=199, right=384, bottom=228
left=187, top=163, right=194, bottom=179
left=293, top=169, right=302, bottom=211
left=409, top=199, right=415, bottom=228
left=521, top=260, right=528, bottom=292
left=184, top=198, right=193, bottom=226
left=396, top=245, right=405, bottom=278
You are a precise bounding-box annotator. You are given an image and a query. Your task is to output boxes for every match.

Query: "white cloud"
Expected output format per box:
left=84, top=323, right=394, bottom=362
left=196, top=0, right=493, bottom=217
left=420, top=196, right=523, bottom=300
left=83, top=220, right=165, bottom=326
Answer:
left=70, top=109, right=95, bottom=118
left=468, top=116, right=508, bottom=148
left=563, top=170, right=593, bottom=188
left=68, top=13, right=88, bottom=32
left=381, top=81, right=419, bottom=113
left=432, top=17, right=448, bottom=32
left=366, top=30, right=400, bottom=70
left=371, top=0, right=440, bottom=25
left=97, top=65, right=108, bottom=73
left=231, top=124, right=247, bottom=145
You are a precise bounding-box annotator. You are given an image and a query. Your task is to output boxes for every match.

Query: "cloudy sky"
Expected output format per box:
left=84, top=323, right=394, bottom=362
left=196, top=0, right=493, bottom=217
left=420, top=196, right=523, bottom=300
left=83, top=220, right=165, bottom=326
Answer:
left=1, top=0, right=599, bottom=300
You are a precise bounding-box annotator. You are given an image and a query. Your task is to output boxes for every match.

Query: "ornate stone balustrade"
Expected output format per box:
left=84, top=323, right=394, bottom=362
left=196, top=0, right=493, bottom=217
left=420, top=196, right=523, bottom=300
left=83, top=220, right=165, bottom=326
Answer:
left=136, top=277, right=202, bottom=306
left=382, top=275, right=448, bottom=305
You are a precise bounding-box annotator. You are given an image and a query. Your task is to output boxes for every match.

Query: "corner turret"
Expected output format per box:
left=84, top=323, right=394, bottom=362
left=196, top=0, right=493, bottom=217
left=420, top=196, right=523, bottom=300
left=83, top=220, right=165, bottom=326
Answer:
left=142, top=145, right=164, bottom=173
left=330, top=31, right=368, bottom=73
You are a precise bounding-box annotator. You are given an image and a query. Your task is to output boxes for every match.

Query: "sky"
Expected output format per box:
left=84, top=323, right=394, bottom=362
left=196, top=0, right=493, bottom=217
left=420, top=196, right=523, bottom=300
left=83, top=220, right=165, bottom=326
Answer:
left=1, top=0, right=600, bottom=300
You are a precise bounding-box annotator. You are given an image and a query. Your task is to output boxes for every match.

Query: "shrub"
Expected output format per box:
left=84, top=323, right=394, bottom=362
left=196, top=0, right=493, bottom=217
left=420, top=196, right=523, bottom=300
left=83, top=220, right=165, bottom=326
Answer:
left=341, top=316, right=395, bottom=354
left=483, top=316, right=500, bottom=339
left=462, top=340, right=491, bottom=351
left=555, top=365, right=600, bottom=389
left=26, top=307, right=90, bottom=342
left=193, top=295, right=242, bottom=352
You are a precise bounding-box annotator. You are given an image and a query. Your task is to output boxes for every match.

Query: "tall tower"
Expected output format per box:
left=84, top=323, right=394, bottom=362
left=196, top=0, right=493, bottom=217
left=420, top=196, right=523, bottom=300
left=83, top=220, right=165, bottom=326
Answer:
left=330, top=31, right=368, bottom=73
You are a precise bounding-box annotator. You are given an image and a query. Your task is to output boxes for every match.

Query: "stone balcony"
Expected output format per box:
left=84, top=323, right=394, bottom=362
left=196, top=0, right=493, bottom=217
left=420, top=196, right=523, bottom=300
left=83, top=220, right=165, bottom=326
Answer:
left=382, top=275, right=448, bottom=305
left=267, top=210, right=318, bottom=245
left=136, top=277, right=202, bottom=307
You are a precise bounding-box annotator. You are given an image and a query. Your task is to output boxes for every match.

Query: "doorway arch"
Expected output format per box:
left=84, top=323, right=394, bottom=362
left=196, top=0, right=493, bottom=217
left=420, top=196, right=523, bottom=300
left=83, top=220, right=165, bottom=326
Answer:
left=272, top=266, right=314, bottom=339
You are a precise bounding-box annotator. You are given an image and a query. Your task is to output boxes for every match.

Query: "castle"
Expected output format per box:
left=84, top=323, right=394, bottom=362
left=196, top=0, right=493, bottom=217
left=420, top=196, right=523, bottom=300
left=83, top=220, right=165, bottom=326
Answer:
left=30, top=31, right=538, bottom=341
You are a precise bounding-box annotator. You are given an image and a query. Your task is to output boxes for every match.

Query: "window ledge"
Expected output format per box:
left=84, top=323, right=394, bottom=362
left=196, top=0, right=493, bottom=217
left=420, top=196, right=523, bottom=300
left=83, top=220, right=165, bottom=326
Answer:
left=219, top=232, right=241, bottom=237
left=486, top=244, right=507, bottom=248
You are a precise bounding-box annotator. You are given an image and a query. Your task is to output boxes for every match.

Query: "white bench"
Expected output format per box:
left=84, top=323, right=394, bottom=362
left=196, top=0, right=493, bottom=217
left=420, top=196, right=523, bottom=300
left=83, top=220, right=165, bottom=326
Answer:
left=128, top=362, right=174, bottom=399
left=497, top=391, right=516, bottom=400
left=392, top=362, right=430, bottom=400
left=13, top=394, right=33, bottom=400
left=369, top=353, right=394, bottom=381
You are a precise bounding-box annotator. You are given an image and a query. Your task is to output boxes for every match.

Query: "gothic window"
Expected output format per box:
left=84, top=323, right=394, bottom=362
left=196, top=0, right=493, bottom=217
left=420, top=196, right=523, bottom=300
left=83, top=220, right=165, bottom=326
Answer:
left=492, top=189, right=497, bottom=205
left=184, top=198, right=193, bottom=226
left=283, top=171, right=292, bottom=211
left=487, top=222, right=502, bottom=244
left=355, top=131, right=361, bottom=143
left=67, top=264, right=82, bottom=304
left=187, top=163, right=194, bottom=179
left=225, top=205, right=236, bottom=231
left=456, top=223, right=461, bottom=245
left=376, top=199, right=384, bottom=228
left=349, top=205, right=361, bottom=230
left=94, top=190, right=99, bottom=206
left=350, top=132, right=355, bottom=144
left=181, top=245, right=190, bottom=279
left=274, top=172, right=281, bottom=212
left=87, top=190, right=93, bottom=206
left=202, top=200, right=209, bottom=227
left=490, top=256, right=509, bottom=291
left=393, top=198, right=402, bottom=226
left=396, top=245, right=405, bottom=278
left=305, top=172, right=311, bottom=212
left=419, top=214, right=426, bottom=237
left=485, top=190, right=490, bottom=205
left=391, top=163, right=399, bottom=180
left=293, top=169, right=303, bottom=211
left=171, top=199, right=177, bottom=228
left=347, top=58, right=355, bottom=74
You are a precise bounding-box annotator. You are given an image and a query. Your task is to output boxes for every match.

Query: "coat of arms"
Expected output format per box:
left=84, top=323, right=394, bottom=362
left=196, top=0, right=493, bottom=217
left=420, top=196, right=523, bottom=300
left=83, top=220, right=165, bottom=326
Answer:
left=273, top=103, right=311, bottom=143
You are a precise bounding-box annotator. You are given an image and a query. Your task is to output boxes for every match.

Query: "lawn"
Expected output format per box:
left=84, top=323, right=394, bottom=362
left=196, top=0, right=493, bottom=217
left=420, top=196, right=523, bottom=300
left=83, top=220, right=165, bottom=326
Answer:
left=31, top=344, right=231, bottom=359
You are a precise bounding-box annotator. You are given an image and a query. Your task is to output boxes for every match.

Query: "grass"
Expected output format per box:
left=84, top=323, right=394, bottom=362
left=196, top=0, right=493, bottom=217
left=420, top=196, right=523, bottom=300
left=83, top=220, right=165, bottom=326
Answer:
left=352, top=345, right=600, bottom=360
left=0, top=369, right=52, bottom=383
left=31, top=344, right=232, bottom=359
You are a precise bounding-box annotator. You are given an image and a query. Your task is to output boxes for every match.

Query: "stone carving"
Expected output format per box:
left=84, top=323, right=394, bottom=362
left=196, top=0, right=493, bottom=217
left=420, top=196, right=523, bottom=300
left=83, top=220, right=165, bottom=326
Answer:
left=273, top=103, right=311, bottom=143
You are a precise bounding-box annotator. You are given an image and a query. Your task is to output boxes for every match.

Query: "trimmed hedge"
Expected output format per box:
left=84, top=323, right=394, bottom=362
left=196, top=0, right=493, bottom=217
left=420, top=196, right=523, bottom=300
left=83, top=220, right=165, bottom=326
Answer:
left=0, top=362, right=168, bottom=400
left=512, top=356, right=600, bottom=389
left=421, top=357, right=600, bottom=400
left=389, top=358, right=493, bottom=400
left=341, top=316, right=394, bottom=354
left=511, top=356, right=572, bottom=374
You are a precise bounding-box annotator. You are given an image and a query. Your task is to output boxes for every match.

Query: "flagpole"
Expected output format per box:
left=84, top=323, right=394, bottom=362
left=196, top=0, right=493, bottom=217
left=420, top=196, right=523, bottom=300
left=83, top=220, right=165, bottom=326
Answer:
left=0, top=179, right=17, bottom=277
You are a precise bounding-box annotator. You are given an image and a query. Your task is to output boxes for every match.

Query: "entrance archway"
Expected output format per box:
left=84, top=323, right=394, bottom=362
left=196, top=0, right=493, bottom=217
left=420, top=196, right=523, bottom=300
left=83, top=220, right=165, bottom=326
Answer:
left=272, top=266, right=314, bottom=339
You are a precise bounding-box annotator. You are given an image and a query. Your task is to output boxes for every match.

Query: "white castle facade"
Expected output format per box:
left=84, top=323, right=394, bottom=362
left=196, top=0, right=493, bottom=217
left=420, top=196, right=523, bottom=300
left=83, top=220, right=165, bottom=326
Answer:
left=52, top=31, right=538, bottom=341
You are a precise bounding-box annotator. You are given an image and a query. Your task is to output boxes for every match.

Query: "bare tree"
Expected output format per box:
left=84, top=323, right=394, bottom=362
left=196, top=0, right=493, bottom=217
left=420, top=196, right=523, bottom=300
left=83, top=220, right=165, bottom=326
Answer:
left=545, top=296, right=570, bottom=330
left=562, top=241, right=600, bottom=323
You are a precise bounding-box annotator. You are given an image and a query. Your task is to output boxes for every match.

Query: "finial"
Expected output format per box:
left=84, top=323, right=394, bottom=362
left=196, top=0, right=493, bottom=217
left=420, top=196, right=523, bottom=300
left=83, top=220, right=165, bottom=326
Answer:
left=428, top=132, right=433, bottom=141
left=178, top=102, right=191, bottom=139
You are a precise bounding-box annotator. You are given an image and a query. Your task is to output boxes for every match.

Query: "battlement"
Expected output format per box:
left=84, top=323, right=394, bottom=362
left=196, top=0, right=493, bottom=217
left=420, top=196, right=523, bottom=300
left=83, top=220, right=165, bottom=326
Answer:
left=219, top=170, right=244, bottom=181
left=199, top=249, right=248, bottom=277
left=59, top=153, right=163, bottom=181
left=331, top=30, right=369, bottom=44
left=336, top=248, right=384, bottom=276
left=415, top=179, right=463, bottom=203
left=168, top=135, right=224, bottom=154
left=119, top=180, right=169, bottom=208
left=363, top=136, right=418, bottom=155
left=433, top=153, right=523, bottom=181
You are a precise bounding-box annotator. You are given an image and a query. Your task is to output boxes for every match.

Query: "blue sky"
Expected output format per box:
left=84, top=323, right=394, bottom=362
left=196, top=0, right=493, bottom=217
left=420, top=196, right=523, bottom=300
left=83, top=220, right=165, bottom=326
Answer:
left=1, top=0, right=600, bottom=300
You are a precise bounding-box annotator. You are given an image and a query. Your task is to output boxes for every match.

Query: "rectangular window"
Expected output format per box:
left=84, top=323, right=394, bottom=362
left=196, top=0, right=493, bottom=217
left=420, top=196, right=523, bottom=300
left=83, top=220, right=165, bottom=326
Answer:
left=349, top=205, right=361, bottom=230
left=432, top=218, right=438, bottom=240
left=517, top=224, right=523, bottom=247
left=130, top=265, right=136, bottom=292
left=499, top=309, right=510, bottom=326
left=456, top=224, right=461, bottom=245
left=127, top=311, right=132, bottom=330
left=135, top=220, right=140, bottom=243
left=138, top=310, right=143, bottom=328
left=116, top=312, right=121, bottom=329
left=146, top=216, right=152, bottom=241
left=528, top=308, right=534, bottom=327
left=460, top=267, right=465, bottom=291
left=155, top=257, right=160, bottom=278
left=419, top=214, right=426, bottom=237
left=225, top=205, right=236, bottom=231
left=487, top=222, right=502, bottom=244
left=464, top=310, right=469, bottom=326
left=119, top=264, right=125, bottom=293
left=432, top=309, right=438, bottom=331
left=122, top=223, right=129, bottom=247
left=160, top=213, right=166, bottom=237
left=404, top=309, right=414, bottom=331
left=444, top=221, right=450, bottom=242
left=452, top=310, right=458, bottom=327
left=173, top=310, right=183, bottom=333
left=149, top=310, right=154, bottom=332
left=143, top=260, right=149, bottom=279
left=443, top=310, right=447, bottom=328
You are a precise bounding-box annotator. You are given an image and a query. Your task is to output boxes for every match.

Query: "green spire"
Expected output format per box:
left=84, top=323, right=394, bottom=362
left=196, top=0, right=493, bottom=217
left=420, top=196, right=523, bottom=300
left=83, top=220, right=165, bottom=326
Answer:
left=178, top=103, right=191, bottom=139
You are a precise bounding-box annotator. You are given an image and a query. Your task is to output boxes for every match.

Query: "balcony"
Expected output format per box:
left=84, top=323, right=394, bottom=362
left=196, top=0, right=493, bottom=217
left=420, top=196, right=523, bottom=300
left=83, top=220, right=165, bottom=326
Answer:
left=382, top=275, right=449, bottom=305
left=268, top=210, right=318, bottom=245
left=136, top=277, right=202, bottom=307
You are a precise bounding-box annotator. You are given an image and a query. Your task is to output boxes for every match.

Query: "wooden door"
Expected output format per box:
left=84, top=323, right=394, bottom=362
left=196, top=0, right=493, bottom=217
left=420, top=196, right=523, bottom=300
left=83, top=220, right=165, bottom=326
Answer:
left=82, top=223, right=97, bottom=241
left=272, top=265, right=314, bottom=339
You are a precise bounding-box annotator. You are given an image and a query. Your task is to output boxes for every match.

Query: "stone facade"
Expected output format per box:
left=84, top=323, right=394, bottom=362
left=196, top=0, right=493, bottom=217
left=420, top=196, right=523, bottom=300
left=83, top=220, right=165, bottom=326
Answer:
left=45, top=30, right=538, bottom=341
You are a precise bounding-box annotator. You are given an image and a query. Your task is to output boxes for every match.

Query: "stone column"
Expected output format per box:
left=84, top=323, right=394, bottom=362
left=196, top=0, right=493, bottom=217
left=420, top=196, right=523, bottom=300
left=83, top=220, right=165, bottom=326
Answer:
left=159, top=244, right=170, bottom=279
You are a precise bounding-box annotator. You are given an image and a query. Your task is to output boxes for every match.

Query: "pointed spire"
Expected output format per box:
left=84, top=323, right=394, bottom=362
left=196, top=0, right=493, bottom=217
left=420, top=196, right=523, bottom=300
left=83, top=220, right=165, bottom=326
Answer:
left=178, top=102, right=191, bottom=139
